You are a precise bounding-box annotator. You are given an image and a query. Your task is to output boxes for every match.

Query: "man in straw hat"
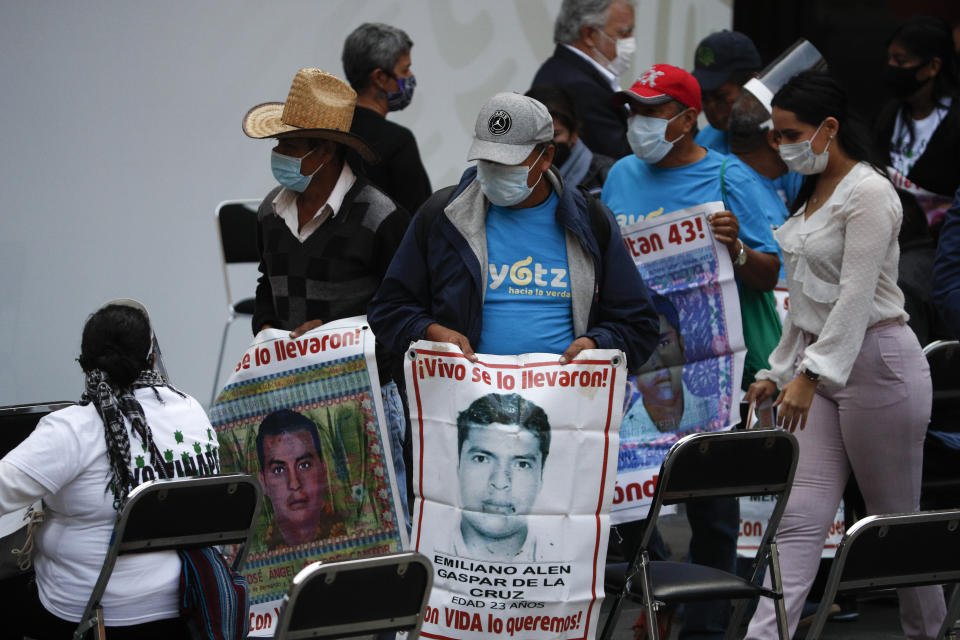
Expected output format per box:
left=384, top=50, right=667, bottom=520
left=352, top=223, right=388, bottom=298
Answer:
left=243, top=68, right=411, bottom=523
left=367, top=91, right=659, bottom=375
left=243, top=68, right=409, bottom=339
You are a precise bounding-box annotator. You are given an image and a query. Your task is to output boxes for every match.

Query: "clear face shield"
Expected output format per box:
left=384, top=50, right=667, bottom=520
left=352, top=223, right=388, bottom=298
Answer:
left=743, top=39, right=828, bottom=114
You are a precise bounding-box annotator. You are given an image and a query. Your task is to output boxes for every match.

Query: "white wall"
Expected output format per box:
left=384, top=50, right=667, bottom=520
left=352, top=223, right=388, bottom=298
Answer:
left=0, top=0, right=730, bottom=408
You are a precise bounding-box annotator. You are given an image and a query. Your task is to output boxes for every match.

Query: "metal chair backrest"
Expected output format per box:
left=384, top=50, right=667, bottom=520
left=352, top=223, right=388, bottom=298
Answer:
left=75, top=474, right=261, bottom=639
left=604, top=430, right=799, bottom=640
left=830, top=510, right=960, bottom=592
left=641, top=430, right=798, bottom=551
left=924, top=340, right=960, bottom=432
left=212, top=198, right=262, bottom=404
left=215, top=199, right=261, bottom=308
left=0, top=402, right=74, bottom=457
left=806, top=510, right=960, bottom=640
left=217, top=200, right=261, bottom=265
left=273, top=552, right=434, bottom=640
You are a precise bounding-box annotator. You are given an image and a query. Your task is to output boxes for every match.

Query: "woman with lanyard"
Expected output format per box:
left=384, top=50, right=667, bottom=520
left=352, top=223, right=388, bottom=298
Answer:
left=0, top=300, right=217, bottom=639
left=876, top=14, right=960, bottom=231
left=743, top=71, right=946, bottom=639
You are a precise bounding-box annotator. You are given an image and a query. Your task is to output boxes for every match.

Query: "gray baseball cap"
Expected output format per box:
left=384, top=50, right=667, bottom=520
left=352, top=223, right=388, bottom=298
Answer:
left=467, top=92, right=553, bottom=165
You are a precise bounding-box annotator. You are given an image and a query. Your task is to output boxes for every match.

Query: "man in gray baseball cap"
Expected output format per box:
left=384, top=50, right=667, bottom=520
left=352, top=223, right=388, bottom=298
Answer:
left=369, top=91, right=659, bottom=378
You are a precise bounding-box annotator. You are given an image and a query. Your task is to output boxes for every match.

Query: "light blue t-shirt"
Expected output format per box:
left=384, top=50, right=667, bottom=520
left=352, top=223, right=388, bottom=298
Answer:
left=600, top=149, right=779, bottom=255
left=727, top=157, right=790, bottom=279
left=477, top=191, right=575, bottom=355
left=695, top=124, right=730, bottom=154
left=727, top=157, right=789, bottom=231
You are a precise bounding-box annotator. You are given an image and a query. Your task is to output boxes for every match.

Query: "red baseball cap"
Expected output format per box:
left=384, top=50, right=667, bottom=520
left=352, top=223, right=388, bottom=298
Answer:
left=615, top=64, right=702, bottom=113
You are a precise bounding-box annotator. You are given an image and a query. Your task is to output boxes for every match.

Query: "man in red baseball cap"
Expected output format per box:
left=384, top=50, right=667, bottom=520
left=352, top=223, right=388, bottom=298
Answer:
left=601, top=62, right=783, bottom=640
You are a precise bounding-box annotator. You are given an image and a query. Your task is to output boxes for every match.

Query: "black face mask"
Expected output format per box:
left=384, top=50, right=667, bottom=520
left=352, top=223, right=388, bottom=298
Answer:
left=884, top=63, right=927, bottom=98
left=553, top=142, right=572, bottom=168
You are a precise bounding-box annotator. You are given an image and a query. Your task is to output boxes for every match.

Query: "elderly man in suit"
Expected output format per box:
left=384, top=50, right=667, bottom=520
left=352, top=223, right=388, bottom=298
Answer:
left=531, top=0, right=635, bottom=159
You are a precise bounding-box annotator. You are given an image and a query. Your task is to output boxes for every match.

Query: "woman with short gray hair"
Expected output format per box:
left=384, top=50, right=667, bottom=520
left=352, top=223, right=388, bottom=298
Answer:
left=342, top=22, right=432, bottom=215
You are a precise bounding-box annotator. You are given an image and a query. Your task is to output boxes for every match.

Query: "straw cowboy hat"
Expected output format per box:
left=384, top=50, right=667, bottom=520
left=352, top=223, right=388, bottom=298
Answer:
left=243, top=68, right=378, bottom=164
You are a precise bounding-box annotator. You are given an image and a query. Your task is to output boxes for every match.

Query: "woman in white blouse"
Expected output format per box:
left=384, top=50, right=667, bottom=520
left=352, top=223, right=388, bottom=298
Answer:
left=743, top=71, right=946, bottom=639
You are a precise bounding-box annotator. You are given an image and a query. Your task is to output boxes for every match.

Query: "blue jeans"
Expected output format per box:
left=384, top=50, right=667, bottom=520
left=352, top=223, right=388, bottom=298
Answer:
left=381, top=381, right=411, bottom=534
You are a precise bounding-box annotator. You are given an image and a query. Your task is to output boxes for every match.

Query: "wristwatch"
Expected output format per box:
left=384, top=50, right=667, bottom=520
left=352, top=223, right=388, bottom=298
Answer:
left=800, top=366, right=820, bottom=384
left=733, top=240, right=747, bottom=266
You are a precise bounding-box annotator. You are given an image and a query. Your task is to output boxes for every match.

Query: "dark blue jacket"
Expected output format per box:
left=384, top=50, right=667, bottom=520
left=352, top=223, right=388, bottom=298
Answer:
left=933, top=187, right=960, bottom=337
left=367, top=167, right=659, bottom=372
left=531, top=45, right=631, bottom=160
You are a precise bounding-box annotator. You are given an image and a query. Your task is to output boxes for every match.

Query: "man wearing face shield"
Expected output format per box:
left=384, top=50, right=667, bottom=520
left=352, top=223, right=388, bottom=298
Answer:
left=691, top=31, right=802, bottom=209
left=342, top=23, right=433, bottom=215
left=601, top=64, right=782, bottom=640
left=531, top=0, right=636, bottom=159
left=368, top=92, right=659, bottom=378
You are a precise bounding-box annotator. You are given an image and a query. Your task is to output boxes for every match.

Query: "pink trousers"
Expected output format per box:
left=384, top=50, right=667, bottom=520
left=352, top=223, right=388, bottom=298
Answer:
left=745, top=321, right=946, bottom=639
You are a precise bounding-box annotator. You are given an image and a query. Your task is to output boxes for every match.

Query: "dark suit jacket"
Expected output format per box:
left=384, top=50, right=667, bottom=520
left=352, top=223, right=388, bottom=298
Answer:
left=531, top=44, right=631, bottom=159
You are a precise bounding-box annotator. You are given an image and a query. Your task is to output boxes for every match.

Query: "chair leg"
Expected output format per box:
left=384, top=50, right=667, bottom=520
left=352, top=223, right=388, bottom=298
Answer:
left=638, top=553, right=661, bottom=640
left=73, top=606, right=105, bottom=640
left=599, top=587, right=628, bottom=640
left=95, top=607, right=106, bottom=640
left=937, top=584, right=960, bottom=640
left=768, top=542, right=791, bottom=640
left=211, top=314, right=234, bottom=406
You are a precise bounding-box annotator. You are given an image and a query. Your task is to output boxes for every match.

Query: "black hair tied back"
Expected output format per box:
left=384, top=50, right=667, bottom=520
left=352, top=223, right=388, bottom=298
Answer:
left=772, top=70, right=887, bottom=214
left=79, top=305, right=151, bottom=388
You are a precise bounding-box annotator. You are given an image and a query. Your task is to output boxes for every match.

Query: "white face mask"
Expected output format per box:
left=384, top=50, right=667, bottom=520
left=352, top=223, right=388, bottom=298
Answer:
left=476, top=149, right=546, bottom=207
left=778, top=121, right=831, bottom=175
left=594, top=33, right=636, bottom=77
left=626, top=111, right=685, bottom=164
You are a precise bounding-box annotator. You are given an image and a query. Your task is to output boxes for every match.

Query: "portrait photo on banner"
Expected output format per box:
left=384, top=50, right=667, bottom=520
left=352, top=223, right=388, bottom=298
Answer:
left=210, top=319, right=406, bottom=630
left=408, top=343, right=624, bottom=640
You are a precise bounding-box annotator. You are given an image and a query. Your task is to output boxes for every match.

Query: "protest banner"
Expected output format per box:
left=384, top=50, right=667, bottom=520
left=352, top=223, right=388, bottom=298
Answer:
left=209, top=317, right=407, bottom=636
left=407, top=342, right=625, bottom=640
left=738, top=497, right=844, bottom=559
left=614, top=202, right=746, bottom=524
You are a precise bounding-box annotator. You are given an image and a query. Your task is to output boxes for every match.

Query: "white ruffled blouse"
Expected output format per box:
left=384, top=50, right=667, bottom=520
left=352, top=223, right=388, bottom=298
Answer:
left=756, top=162, right=907, bottom=389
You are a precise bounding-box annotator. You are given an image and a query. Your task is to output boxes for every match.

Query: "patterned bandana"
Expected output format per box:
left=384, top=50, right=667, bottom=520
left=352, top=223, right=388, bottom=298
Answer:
left=80, top=368, right=185, bottom=510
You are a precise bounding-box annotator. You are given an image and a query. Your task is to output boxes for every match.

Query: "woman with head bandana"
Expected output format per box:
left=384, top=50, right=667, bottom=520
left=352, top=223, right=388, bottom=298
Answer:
left=0, top=301, right=218, bottom=638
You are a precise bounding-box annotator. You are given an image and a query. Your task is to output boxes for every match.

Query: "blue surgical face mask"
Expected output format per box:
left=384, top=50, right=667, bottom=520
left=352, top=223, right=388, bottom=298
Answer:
left=626, top=111, right=685, bottom=164
left=386, top=74, right=416, bottom=111
left=476, top=149, right=546, bottom=207
left=271, top=148, right=321, bottom=192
